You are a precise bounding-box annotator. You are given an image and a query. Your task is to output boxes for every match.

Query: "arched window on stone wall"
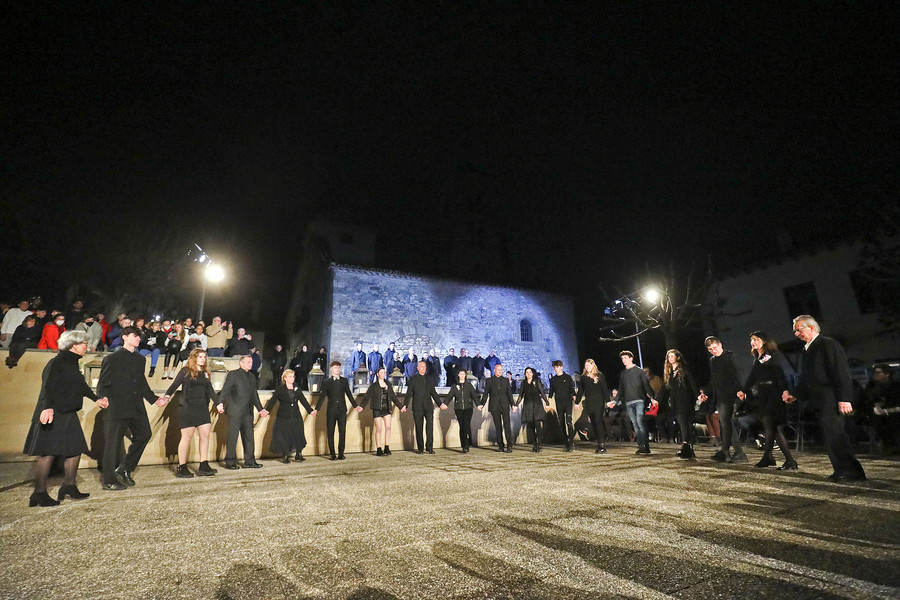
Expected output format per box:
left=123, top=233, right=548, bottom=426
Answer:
left=519, top=319, right=533, bottom=342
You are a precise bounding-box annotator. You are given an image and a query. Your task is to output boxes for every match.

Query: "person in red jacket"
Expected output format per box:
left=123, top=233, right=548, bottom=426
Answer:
left=38, top=314, right=66, bottom=351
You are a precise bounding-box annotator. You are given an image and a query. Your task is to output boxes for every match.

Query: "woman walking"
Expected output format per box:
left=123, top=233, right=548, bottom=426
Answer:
left=515, top=367, right=550, bottom=452
left=576, top=359, right=611, bottom=453
left=24, top=330, right=109, bottom=506
left=162, top=348, right=219, bottom=478
left=444, top=368, right=479, bottom=452
left=659, top=349, right=700, bottom=459
left=359, top=367, right=403, bottom=455
left=265, top=370, right=317, bottom=462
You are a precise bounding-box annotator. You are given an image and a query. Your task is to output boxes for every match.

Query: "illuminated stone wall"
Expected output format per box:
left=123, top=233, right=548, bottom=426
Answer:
left=327, top=265, right=578, bottom=381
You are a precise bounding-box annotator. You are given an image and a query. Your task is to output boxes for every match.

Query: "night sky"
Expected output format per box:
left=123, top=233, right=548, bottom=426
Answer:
left=3, top=4, right=897, bottom=373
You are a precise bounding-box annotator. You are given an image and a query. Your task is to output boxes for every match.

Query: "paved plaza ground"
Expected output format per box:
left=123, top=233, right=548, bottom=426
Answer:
left=1, top=443, right=898, bottom=600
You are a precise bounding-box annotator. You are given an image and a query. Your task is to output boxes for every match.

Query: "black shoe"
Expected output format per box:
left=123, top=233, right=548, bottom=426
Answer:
left=637, top=446, right=651, bottom=455
left=829, top=471, right=866, bottom=483
left=197, top=461, right=217, bottom=475
left=102, top=481, right=127, bottom=491
left=730, top=452, right=748, bottom=463
left=383, top=446, right=392, bottom=456
left=598, top=445, right=607, bottom=454
left=495, top=447, right=505, bottom=453
left=462, top=447, right=469, bottom=453
left=376, top=448, right=384, bottom=456
left=595, top=447, right=603, bottom=454
left=426, top=449, right=435, bottom=454
left=754, top=456, right=776, bottom=468
left=504, top=448, right=513, bottom=453
left=536, top=446, right=543, bottom=452
left=294, top=453, right=305, bottom=462
left=114, top=465, right=135, bottom=487
left=414, top=449, right=424, bottom=455
left=676, top=444, right=695, bottom=459
left=777, top=459, right=799, bottom=471
left=329, top=454, right=338, bottom=460
left=175, top=464, right=195, bottom=478
left=281, top=456, right=291, bottom=464
left=711, top=450, right=728, bottom=462
left=337, top=454, right=346, bottom=460
left=224, top=462, right=240, bottom=470
left=243, top=462, right=263, bottom=468
left=29, top=491, right=60, bottom=507
left=148, top=367, right=156, bottom=377
left=57, top=485, right=90, bottom=501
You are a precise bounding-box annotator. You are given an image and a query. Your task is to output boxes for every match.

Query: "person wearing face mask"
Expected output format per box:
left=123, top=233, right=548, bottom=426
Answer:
left=38, top=314, right=66, bottom=351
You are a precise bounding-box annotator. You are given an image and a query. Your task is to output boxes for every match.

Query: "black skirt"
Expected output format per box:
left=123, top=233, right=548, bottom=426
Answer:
left=23, top=411, right=88, bottom=457
left=270, top=418, right=307, bottom=454
left=521, top=400, right=546, bottom=423
left=180, top=393, right=212, bottom=428
left=372, top=408, right=392, bottom=419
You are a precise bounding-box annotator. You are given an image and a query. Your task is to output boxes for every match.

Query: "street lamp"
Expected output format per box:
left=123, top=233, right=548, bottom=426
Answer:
left=193, top=243, right=224, bottom=322
left=605, top=285, right=663, bottom=368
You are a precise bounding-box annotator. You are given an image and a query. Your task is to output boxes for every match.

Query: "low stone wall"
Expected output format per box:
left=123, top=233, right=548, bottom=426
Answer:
left=1, top=350, right=568, bottom=467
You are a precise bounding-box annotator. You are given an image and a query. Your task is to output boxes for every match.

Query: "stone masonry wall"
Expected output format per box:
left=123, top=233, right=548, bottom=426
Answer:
left=327, top=265, right=578, bottom=382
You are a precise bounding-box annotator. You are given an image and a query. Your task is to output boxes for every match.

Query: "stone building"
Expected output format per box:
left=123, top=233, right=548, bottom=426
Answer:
left=285, top=222, right=578, bottom=380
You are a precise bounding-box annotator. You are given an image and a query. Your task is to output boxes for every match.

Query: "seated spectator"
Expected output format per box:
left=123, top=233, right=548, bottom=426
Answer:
left=106, top=314, right=129, bottom=350
left=5, top=315, right=41, bottom=368
left=37, top=314, right=66, bottom=352
left=1, top=299, right=33, bottom=349
left=64, top=299, right=86, bottom=330
left=181, top=323, right=208, bottom=361
left=139, top=321, right=166, bottom=377
left=75, top=315, right=103, bottom=351
left=868, top=364, right=900, bottom=454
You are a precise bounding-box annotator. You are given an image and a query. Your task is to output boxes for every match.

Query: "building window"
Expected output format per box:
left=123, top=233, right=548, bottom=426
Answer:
left=783, top=282, right=822, bottom=320
left=519, top=319, right=533, bottom=342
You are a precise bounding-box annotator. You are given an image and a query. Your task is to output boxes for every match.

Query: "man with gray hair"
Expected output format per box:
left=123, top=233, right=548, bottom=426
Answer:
left=792, top=315, right=866, bottom=482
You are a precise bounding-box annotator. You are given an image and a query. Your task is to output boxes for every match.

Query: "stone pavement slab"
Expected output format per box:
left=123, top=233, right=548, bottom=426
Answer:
left=0, top=444, right=898, bottom=600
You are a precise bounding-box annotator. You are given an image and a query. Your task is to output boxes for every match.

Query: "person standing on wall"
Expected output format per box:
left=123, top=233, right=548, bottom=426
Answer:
left=367, top=344, right=383, bottom=384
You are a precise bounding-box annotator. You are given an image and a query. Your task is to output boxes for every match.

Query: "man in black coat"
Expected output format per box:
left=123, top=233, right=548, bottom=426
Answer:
left=471, top=351, right=487, bottom=391
left=316, top=361, right=360, bottom=459
left=548, top=361, right=577, bottom=451
left=216, top=355, right=269, bottom=468
left=479, top=363, right=517, bottom=452
left=443, top=348, right=458, bottom=386
left=96, top=326, right=167, bottom=490
left=403, top=361, right=444, bottom=453
left=699, top=337, right=748, bottom=463
left=792, top=315, right=866, bottom=482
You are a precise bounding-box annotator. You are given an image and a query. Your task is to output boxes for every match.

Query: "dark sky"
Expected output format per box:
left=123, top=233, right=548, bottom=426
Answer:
left=3, top=3, right=898, bottom=369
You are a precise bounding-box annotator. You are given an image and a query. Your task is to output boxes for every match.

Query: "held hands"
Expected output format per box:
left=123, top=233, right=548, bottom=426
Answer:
left=838, top=401, right=853, bottom=415
left=355, top=406, right=363, bottom=413
left=40, top=408, right=54, bottom=424
left=311, top=410, right=318, bottom=416
left=698, top=392, right=708, bottom=403
left=512, top=406, right=518, bottom=413
left=96, top=397, right=109, bottom=409
left=440, top=404, right=447, bottom=410
left=400, top=406, right=407, bottom=413
left=216, top=403, right=225, bottom=414
left=154, top=396, right=169, bottom=407
left=259, top=409, right=269, bottom=418
left=782, top=390, right=797, bottom=404
left=606, top=401, right=616, bottom=409
left=736, top=391, right=746, bottom=401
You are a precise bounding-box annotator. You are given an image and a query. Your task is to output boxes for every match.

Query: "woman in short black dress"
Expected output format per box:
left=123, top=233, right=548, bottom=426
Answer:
left=163, top=348, right=218, bottom=478
left=658, top=349, right=700, bottom=459
left=24, top=330, right=109, bottom=506
left=515, top=367, right=550, bottom=452
left=738, top=331, right=797, bottom=470
left=576, top=359, right=611, bottom=453
left=265, top=369, right=317, bottom=462
left=444, top=368, right=479, bottom=452
left=359, top=367, right=403, bottom=456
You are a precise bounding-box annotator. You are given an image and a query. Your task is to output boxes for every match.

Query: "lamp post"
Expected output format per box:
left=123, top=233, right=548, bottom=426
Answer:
left=606, top=285, right=663, bottom=369
left=193, top=243, right=224, bottom=322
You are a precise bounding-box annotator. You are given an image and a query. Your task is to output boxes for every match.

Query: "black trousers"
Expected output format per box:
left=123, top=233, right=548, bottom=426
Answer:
left=102, top=415, right=151, bottom=484
left=816, top=407, right=865, bottom=477
left=556, top=401, right=575, bottom=445
left=719, top=400, right=744, bottom=454
left=675, top=413, right=693, bottom=446
left=326, top=408, right=347, bottom=456
left=226, top=412, right=257, bottom=464
left=524, top=419, right=543, bottom=447
left=456, top=408, right=473, bottom=449
left=586, top=411, right=607, bottom=446
left=491, top=410, right=513, bottom=449
left=413, top=410, right=434, bottom=452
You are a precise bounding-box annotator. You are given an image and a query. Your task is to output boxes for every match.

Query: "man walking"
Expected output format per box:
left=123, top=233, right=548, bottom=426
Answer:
left=479, top=363, right=517, bottom=452
left=548, top=360, right=577, bottom=451
left=699, top=337, right=748, bottom=463
left=792, top=315, right=866, bottom=482
left=404, top=361, right=444, bottom=453
left=97, top=326, right=167, bottom=490
left=216, top=355, right=268, bottom=469
left=317, top=361, right=360, bottom=460
left=612, top=351, right=656, bottom=455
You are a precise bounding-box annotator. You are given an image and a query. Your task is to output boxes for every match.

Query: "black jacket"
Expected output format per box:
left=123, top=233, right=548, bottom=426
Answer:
left=798, top=335, right=855, bottom=410
left=317, top=376, right=357, bottom=411
left=219, top=368, right=263, bottom=415
left=96, top=348, right=157, bottom=419
left=576, top=375, right=611, bottom=414
left=404, top=374, right=442, bottom=413
left=549, top=373, right=577, bottom=406
left=481, top=375, right=513, bottom=413
left=658, top=369, right=699, bottom=416
left=444, top=381, right=478, bottom=411
left=705, top=350, right=742, bottom=409
left=265, top=384, right=314, bottom=418
left=360, top=381, right=403, bottom=413
left=31, top=350, right=99, bottom=422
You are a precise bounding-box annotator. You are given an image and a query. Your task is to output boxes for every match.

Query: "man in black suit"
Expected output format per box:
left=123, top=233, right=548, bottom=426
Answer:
left=792, top=315, right=866, bottom=482
left=403, top=361, right=444, bottom=453
left=97, top=326, right=167, bottom=490
left=317, top=360, right=361, bottom=460
left=216, top=355, right=269, bottom=469
left=443, top=348, right=458, bottom=386
left=548, top=361, right=577, bottom=451
left=479, top=363, right=517, bottom=452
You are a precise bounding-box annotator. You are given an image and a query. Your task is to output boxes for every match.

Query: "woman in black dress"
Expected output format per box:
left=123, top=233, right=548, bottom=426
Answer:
left=576, top=359, right=611, bottom=453
left=659, top=349, right=700, bottom=459
left=359, top=367, right=403, bottom=456
left=515, top=367, right=550, bottom=452
left=162, top=348, right=219, bottom=478
left=444, top=368, right=479, bottom=452
left=24, top=330, right=109, bottom=506
left=265, top=369, right=317, bottom=462
left=738, top=331, right=798, bottom=470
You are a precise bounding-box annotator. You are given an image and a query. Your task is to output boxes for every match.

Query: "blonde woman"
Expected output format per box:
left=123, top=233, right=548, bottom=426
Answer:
left=576, top=359, right=611, bottom=453
left=163, top=348, right=219, bottom=478
left=264, top=369, right=316, bottom=462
